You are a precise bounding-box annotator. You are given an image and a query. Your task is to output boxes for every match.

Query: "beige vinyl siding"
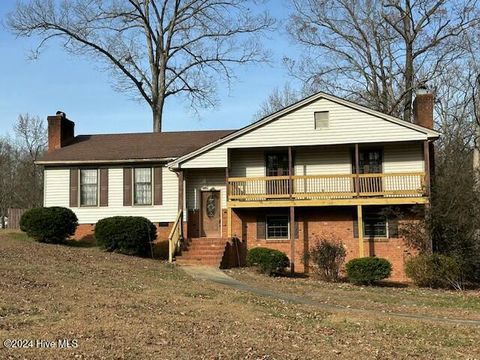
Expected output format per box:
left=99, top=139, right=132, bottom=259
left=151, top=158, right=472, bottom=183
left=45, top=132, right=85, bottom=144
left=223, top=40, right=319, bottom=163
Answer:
left=383, top=142, right=424, bottom=173
left=180, top=97, right=427, bottom=168
left=230, top=149, right=265, bottom=177
left=44, top=168, right=70, bottom=207
left=383, top=142, right=424, bottom=192
left=230, top=146, right=352, bottom=177
left=294, top=146, right=352, bottom=175
left=181, top=147, right=227, bottom=168
left=227, top=143, right=424, bottom=194
left=44, top=167, right=178, bottom=224
left=185, top=169, right=227, bottom=210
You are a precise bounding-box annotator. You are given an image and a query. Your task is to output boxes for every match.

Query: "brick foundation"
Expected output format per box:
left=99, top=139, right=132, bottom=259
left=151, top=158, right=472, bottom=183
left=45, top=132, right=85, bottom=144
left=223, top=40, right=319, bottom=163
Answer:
left=231, top=206, right=420, bottom=282
left=74, top=222, right=175, bottom=241
left=73, top=221, right=176, bottom=260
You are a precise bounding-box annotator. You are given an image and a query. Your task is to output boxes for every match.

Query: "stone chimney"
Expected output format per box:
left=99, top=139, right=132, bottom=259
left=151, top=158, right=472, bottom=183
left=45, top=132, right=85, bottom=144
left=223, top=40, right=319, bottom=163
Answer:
left=413, top=87, right=434, bottom=129
left=47, top=111, right=75, bottom=153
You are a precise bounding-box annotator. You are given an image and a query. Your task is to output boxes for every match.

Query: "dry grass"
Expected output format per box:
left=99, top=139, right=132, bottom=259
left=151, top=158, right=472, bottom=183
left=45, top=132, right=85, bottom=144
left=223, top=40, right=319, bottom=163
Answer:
left=1, top=230, right=479, bottom=359
left=226, top=268, right=480, bottom=321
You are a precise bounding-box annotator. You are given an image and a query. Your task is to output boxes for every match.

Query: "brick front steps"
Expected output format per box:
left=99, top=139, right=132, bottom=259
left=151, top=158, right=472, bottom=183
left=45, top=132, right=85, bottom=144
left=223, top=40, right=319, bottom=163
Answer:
left=175, top=238, right=228, bottom=267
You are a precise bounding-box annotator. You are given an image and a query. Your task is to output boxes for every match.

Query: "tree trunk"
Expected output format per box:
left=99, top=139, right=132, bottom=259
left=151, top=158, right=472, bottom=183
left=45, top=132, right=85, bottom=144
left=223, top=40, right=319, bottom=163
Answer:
left=403, top=44, right=414, bottom=123
left=152, top=88, right=166, bottom=132
left=153, top=110, right=161, bottom=133
left=474, top=123, right=480, bottom=184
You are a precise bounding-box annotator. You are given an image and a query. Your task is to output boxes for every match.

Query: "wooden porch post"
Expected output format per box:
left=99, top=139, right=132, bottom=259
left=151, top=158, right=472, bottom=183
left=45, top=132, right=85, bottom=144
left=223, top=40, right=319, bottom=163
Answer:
left=290, top=205, right=295, bottom=273
left=178, top=170, right=184, bottom=213
left=424, top=140, right=431, bottom=197
left=288, top=146, right=295, bottom=273
left=227, top=207, right=232, bottom=238
left=288, top=146, right=293, bottom=198
left=226, top=153, right=232, bottom=238
left=354, top=143, right=360, bottom=197
left=357, top=205, right=364, bottom=257
left=178, top=170, right=184, bottom=239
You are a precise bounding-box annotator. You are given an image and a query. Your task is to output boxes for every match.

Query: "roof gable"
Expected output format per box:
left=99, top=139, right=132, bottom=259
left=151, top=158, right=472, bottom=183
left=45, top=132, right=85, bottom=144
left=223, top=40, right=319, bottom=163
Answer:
left=170, top=92, right=440, bottom=168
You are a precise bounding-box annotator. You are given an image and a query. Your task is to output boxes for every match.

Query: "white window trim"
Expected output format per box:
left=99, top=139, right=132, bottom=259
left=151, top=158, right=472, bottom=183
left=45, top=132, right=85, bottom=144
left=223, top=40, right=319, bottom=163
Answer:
left=132, top=167, right=154, bottom=206
left=79, top=168, right=100, bottom=208
left=314, top=111, right=329, bottom=130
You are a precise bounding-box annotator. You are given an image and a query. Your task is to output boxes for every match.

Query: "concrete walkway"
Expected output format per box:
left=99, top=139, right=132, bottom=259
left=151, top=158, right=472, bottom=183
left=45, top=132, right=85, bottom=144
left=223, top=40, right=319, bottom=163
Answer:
left=182, top=266, right=480, bottom=327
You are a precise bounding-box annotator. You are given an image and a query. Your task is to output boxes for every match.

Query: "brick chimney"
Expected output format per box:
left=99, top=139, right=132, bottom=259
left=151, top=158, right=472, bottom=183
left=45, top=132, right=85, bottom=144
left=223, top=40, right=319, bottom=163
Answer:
left=413, top=87, right=434, bottom=129
left=47, top=111, right=75, bottom=153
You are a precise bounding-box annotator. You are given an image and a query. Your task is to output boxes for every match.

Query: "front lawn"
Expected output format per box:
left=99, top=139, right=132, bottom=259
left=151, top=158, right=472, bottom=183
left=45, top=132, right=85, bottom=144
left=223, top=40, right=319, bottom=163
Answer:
left=226, top=268, right=480, bottom=321
left=1, top=230, right=479, bottom=359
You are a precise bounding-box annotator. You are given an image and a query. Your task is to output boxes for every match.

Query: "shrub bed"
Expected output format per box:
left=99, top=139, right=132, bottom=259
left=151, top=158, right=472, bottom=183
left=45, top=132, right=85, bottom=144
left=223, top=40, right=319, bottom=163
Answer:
left=20, top=207, right=78, bottom=244
left=405, top=254, right=461, bottom=289
left=95, top=216, right=157, bottom=256
left=346, top=257, right=392, bottom=284
left=246, top=247, right=290, bottom=276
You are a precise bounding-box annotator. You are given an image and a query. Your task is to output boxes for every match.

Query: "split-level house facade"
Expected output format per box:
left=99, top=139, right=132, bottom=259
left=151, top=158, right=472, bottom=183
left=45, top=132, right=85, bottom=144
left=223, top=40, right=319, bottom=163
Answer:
left=38, top=91, right=440, bottom=281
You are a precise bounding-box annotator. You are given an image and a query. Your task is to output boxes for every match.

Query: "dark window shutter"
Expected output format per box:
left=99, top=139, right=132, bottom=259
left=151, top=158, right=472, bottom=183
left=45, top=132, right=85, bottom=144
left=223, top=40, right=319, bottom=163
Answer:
left=99, top=168, right=108, bottom=207
left=257, top=216, right=266, bottom=239
left=353, top=218, right=359, bottom=238
left=69, top=168, right=78, bottom=207
left=388, top=218, right=399, bottom=238
left=123, top=168, right=132, bottom=206
left=154, top=167, right=163, bottom=205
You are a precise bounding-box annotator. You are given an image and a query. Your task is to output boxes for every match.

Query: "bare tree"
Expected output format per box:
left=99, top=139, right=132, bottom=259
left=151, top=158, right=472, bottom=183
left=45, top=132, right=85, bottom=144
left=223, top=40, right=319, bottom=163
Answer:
left=8, top=0, right=274, bottom=132
left=0, top=115, right=47, bottom=223
left=14, top=114, right=47, bottom=163
left=253, top=83, right=306, bottom=120
left=286, top=0, right=480, bottom=121
left=14, top=114, right=47, bottom=208
left=0, top=139, right=18, bottom=227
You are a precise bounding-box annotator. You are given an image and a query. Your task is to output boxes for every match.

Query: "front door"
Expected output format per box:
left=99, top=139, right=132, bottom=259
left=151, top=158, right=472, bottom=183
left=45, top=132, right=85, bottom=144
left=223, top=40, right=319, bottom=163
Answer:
left=200, top=190, right=221, bottom=238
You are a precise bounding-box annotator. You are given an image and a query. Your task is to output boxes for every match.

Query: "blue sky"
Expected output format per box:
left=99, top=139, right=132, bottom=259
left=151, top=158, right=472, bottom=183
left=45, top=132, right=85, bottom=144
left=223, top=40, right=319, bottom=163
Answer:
left=0, top=1, right=300, bottom=136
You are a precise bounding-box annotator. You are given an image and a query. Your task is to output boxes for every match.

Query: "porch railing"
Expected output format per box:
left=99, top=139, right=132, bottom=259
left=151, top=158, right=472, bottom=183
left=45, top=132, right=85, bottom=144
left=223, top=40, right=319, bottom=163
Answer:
left=168, top=210, right=183, bottom=263
left=227, top=172, right=425, bottom=201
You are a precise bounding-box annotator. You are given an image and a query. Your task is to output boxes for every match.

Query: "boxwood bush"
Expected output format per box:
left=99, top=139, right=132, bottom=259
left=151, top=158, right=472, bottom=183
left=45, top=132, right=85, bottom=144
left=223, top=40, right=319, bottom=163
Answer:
left=246, top=247, right=290, bottom=276
left=405, top=254, right=461, bottom=289
left=94, top=216, right=157, bottom=256
left=19, top=207, right=78, bottom=244
left=346, top=257, right=392, bottom=284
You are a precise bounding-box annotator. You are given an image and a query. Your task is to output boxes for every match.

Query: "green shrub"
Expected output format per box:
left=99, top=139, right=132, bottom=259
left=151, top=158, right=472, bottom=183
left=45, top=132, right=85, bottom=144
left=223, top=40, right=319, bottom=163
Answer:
left=306, top=238, right=346, bottom=282
left=405, top=254, right=461, bottom=289
left=246, top=247, right=290, bottom=276
left=346, top=257, right=392, bottom=284
left=20, top=207, right=78, bottom=244
left=95, top=216, right=157, bottom=256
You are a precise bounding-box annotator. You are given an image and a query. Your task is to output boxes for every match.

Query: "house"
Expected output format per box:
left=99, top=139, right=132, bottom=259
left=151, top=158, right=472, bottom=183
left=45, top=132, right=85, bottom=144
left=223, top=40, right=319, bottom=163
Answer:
left=38, top=91, right=440, bottom=281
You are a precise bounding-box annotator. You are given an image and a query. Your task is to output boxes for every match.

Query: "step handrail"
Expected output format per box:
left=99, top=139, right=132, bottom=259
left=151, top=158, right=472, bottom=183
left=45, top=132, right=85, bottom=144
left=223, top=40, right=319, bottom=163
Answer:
left=168, top=210, right=183, bottom=263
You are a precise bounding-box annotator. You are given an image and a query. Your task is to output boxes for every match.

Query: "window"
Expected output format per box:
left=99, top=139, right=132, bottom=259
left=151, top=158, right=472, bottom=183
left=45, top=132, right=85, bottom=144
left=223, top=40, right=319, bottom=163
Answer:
left=265, top=152, right=290, bottom=176
left=134, top=168, right=152, bottom=205
left=80, top=169, right=98, bottom=206
left=266, top=215, right=289, bottom=239
left=314, top=111, right=329, bottom=129
left=364, top=209, right=387, bottom=237
left=353, top=149, right=383, bottom=174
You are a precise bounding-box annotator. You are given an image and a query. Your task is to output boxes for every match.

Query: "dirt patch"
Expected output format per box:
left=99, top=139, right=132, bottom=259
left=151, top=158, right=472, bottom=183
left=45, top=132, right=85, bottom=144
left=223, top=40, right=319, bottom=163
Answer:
left=1, top=232, right=479, bottom=359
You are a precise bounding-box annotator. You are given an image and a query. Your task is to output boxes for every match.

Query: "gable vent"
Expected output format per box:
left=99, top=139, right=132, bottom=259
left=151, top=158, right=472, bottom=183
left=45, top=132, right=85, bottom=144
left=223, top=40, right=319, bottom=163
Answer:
left=314, top=111, right=329, bottom=129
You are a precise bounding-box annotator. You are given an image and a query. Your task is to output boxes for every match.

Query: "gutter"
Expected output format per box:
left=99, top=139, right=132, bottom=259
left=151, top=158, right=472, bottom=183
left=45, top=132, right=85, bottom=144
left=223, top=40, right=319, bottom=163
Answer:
left=35, top=157, right=178, bottom=166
